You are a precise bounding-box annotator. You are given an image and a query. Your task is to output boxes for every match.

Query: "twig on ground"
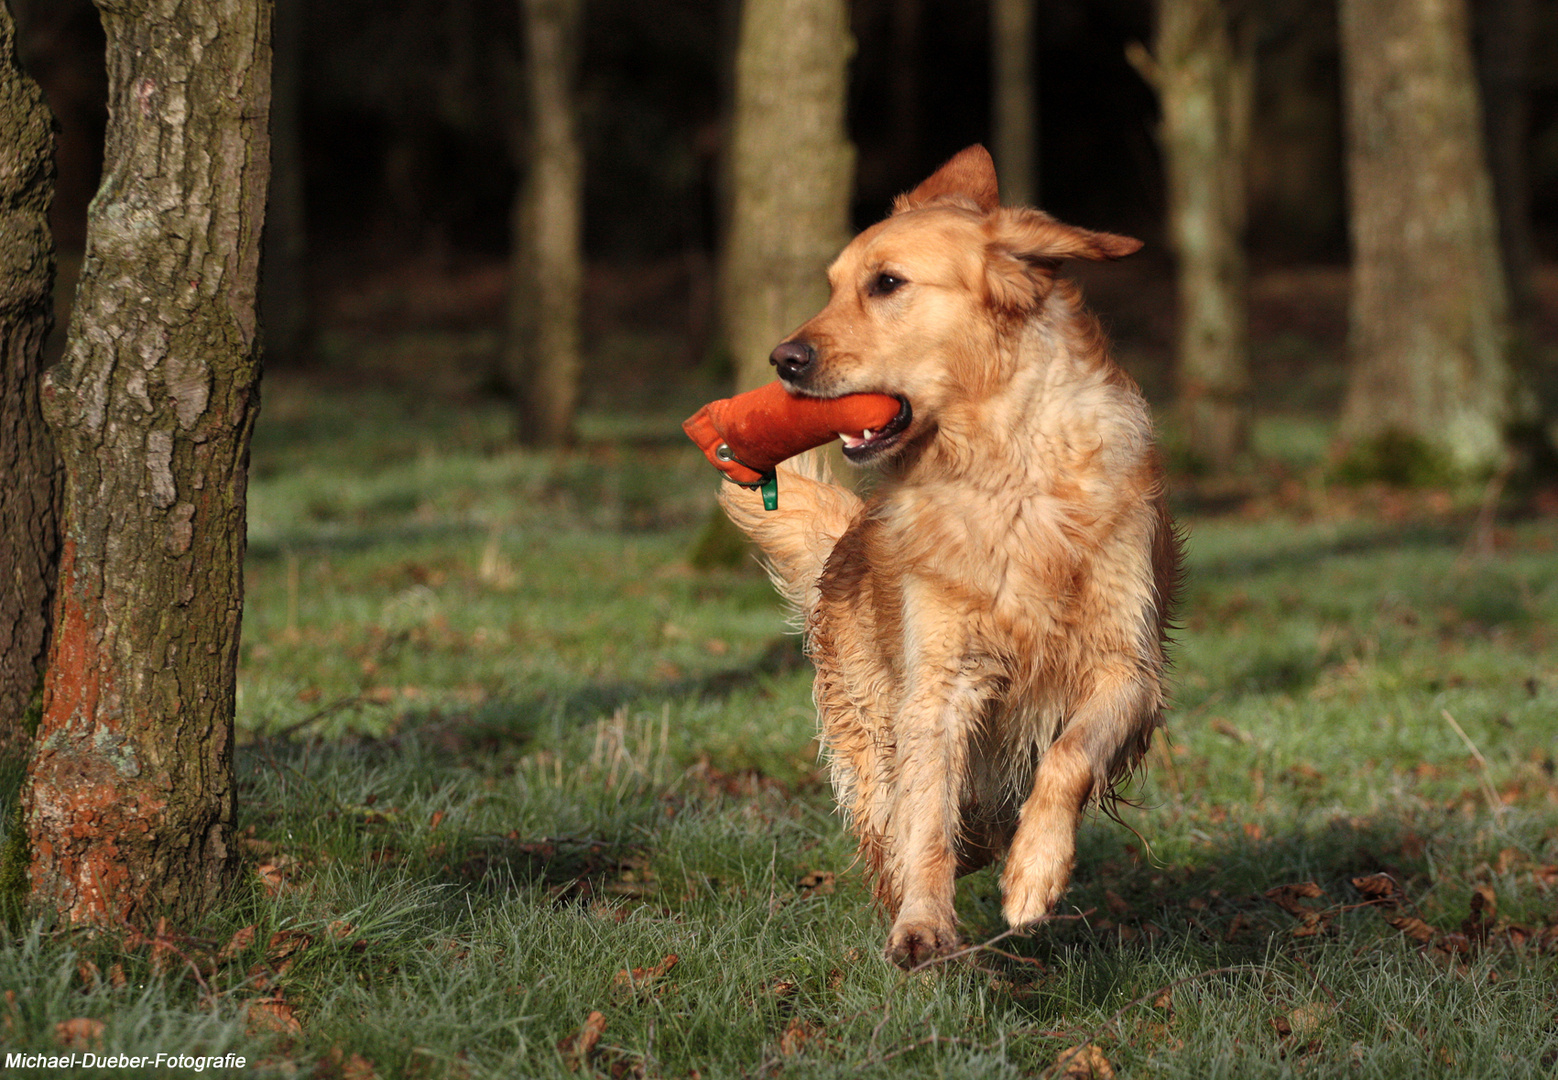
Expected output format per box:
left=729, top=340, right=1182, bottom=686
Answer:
left=1440, top=709, right=1505, bottom=815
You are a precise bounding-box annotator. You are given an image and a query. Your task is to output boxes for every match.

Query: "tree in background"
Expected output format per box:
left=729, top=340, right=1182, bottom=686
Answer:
left=721, top=0, right=854, bottom=390
left=260, top=0, right=311, bottom=368
left=0, top=0, right=59, bottom=762
left=23, top=0, right=270, bottom=925
left=506, top=0, right=584, bottom=447
left=1337, top=0, right=1522, bottom=476
left=1131, top=0, right=1255, bottom=472
left=990, top=0, right=1036, bottom=208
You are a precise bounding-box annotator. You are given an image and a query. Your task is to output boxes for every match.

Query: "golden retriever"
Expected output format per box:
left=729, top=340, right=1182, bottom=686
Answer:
left=718, top=145, right=1181, bottom=967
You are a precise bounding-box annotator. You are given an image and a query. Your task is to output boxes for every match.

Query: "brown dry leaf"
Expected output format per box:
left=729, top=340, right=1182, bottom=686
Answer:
left=1461, top=885, right=1497, bottom=944
left=1104, top=889, right=1132, bottom=917
left=1352, top=872, right=1402, bottom=903
left=797, top=870, right=836, bottom=898
left=1048, top=1043, right=1115, bottom=1079
left=108, top=963, right=127, bottom=989
left=1223, top=912, right=1252, bottom=941
left=327, top=920, right=356, bottom=941
left=266, top=929, right=315, bottom=975
left=779, top=1019, right=823, bottom=1056
left=559, top=1010, right=607, bottom=1072
left=218, top=924, right=258, bottom=965
left=429, top=810, right=446, bottom=831
left=256, top=854, right=297, bottom=896
left=1385, top=912, right=1439, bottom=945
left=77, top=959, right=103, bottom=990
left=321, top=1045, right=380, bottom=1080
left=612, top=954, right=679, bottom=993
left=1266, top=882, right=1333, bottom=936
left=1286, top=1002, right=1335, bottom=1039
left=246, top=993, right=303, bottom=1036
left=55, top=1017, right=106, bottom=1050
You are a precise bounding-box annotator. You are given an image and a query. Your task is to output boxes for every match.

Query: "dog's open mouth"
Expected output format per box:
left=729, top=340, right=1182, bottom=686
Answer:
left=837, top=397, right=912, bottom=462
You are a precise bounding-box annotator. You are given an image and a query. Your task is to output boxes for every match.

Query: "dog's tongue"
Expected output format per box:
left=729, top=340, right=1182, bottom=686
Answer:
left=683, top=381, right=901, bottom=486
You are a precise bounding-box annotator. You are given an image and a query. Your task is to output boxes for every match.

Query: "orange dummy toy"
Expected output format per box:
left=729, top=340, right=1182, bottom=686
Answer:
left=683, top=381, right=902, bottom=508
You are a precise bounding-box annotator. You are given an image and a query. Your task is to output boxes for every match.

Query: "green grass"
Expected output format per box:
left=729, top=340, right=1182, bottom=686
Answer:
left=3, top=373, right=1557, bottom=1077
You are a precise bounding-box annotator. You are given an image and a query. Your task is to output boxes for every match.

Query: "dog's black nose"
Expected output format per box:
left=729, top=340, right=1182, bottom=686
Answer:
left=770, top=340, right=815, bottom=380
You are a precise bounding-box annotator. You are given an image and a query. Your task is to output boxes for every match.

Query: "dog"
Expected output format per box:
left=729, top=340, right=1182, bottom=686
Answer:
left=718, top=145, right=1181, bottom=967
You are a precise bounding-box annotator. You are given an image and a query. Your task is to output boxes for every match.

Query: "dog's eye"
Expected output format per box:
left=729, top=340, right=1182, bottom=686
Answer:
left=868, top=272, right=905, bottom=297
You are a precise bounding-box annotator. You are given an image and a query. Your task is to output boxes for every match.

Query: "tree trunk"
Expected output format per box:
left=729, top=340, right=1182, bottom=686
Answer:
left=506, top=0, right=583, bottom=447
left=1143, top=0, right=1254, bottom=471
left=24, top=0, right=270, bottom=927
left=1337, top=0, right=1518, bottom=473
left=0, top=0, right=60, bottom=760
left=1471, top=0, right=1534, bottom=331
left=721, top=0, right=855, bottom=390
left=990, top=0, right=1036, bottom=208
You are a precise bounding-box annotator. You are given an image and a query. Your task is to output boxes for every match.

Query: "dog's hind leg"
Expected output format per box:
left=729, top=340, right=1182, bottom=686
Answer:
left=1000, top=666, right=1158, bottom=929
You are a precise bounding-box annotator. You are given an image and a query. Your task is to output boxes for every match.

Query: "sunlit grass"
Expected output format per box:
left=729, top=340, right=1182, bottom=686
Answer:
left=2, top=373, right=1555, bottom=1077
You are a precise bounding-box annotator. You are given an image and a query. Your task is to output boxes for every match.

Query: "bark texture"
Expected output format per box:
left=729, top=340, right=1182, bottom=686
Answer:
left=990, top=0, right=1036, bottom=207
left=721, top=0, right=855, bottom=390
left=1338, top=0, right=1517, bottom=472
left=1142, top=0, right=1254, bottom=470
left=507, top=0, right=584, bottom=447
left=25, top=0, right=270, bottom=926
left=0, top=0, right=60, bottom=758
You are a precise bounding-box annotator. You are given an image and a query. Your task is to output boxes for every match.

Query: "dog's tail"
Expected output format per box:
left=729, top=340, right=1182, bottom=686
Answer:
left=717, top=451, right=862, bottom=616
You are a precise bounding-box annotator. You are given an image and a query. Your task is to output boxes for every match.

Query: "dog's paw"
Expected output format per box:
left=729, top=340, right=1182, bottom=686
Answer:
left=1000, top=881, right=1061, bottom=931
left=884, top=919, right=961, bottom=970
left=1000, top=859, right=1068, bottom=930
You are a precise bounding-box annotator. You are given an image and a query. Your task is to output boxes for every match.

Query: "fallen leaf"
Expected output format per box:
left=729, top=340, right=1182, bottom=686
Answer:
left=77, top=959, right=102, bottom=989
left=1266, top=882, right=1333, bottom=936
left=1048, top=1043, right=1115, bottom=1079
left=266, top=929, right=315, bottom=974
left=780, top=1019, right=822, bottom=1056
left=429, top=810, right=446, bottom=830
left=55, top=1017, right=106, bottom=1050
left=108, top=963, right=127, bottom=989
left=1285, top=1002, right=1335, bottom=1039
left=797, top=870, right=835, bottom=898
left=246, top=994, right=302, bottom=1036
left=1461, top=885, right=1497, bottom=945
left=256, top=854, right=297, bottom=895
left=559, top=1010, right=607, bottom=1072
left=1104, top=889, right=1132, bottom=917
left=612, top=954, right=678, bottom=993
left=218, top=924, right=258, bottom=965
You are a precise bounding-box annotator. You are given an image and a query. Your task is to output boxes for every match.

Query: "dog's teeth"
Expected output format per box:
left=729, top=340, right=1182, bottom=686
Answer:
left=862, top=429, right=874, bottom=440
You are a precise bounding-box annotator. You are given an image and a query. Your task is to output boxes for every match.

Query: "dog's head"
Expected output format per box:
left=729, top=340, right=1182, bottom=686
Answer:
left=771, top=145, right=1141, bottom=467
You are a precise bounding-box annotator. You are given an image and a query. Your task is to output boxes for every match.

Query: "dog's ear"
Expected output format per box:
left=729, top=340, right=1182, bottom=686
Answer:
left=983, top=208, right=1143, bottom=313
left=893, top=145, right=1000, bottom=214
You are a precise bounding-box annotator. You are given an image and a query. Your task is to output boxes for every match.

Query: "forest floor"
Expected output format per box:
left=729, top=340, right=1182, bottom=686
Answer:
left=3, top=357, right=1557, bottom=1078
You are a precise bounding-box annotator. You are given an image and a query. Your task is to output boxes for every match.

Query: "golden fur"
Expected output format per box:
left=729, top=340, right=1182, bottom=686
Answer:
left=719, top=146, right=1181, bottom=968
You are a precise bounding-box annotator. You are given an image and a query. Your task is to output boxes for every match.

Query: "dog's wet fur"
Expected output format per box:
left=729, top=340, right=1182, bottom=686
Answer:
left=719, top=146, right=1182, bottom=968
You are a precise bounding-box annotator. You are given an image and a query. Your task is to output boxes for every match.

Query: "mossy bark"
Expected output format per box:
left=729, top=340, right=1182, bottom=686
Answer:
left=24, top=0, right=270, bottom=927
left=1337, top=0, right=1520, bottom=473
left=1144, top=0, right=1255, bottom=471
left=721, top=0, right=854, bottom=391
left=0, top=0, right=61, bottom=762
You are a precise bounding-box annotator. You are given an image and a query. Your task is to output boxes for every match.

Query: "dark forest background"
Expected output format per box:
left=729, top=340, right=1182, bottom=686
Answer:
left=11, top=0, right=1558, bottom=440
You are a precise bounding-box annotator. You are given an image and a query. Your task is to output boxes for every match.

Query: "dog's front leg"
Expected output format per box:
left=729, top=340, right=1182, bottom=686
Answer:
left=1001, top=666, right=1156, bottom=928
left=882, top=612, right=993, bottom=968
